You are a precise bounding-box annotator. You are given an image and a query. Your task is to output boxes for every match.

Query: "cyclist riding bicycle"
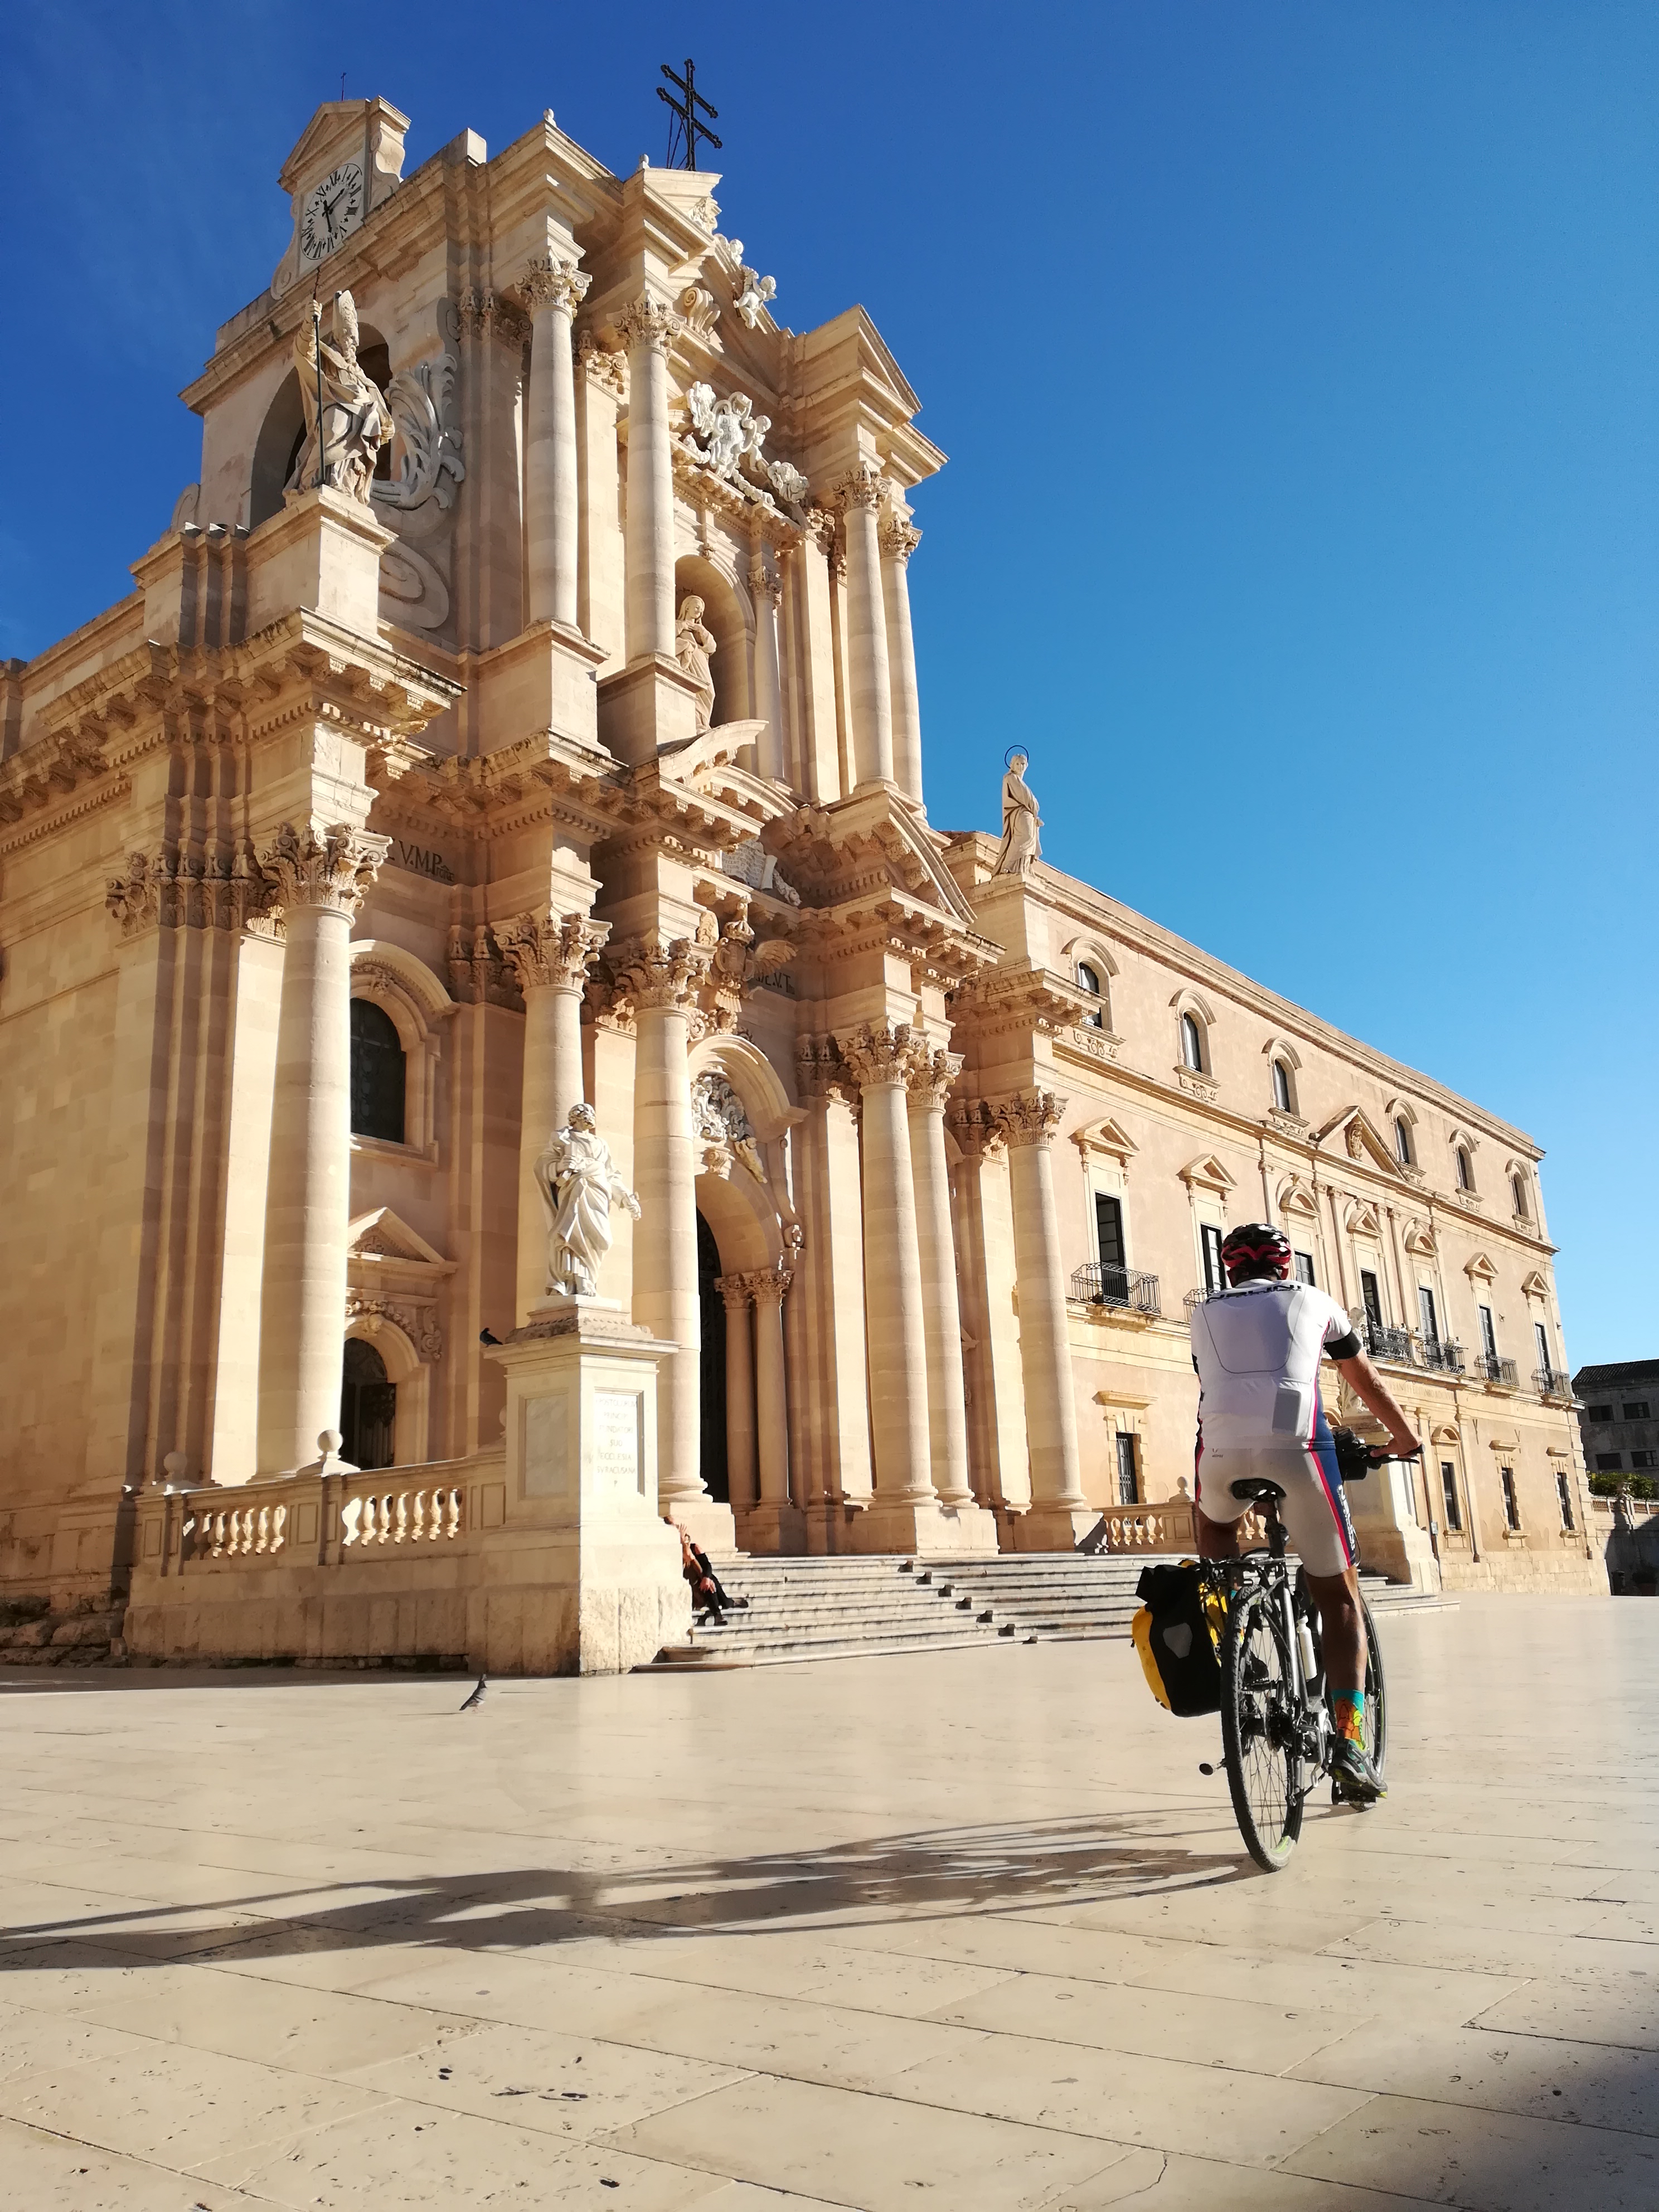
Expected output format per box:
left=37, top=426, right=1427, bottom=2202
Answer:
left=1190, top=1223, right=1421, bottom=1804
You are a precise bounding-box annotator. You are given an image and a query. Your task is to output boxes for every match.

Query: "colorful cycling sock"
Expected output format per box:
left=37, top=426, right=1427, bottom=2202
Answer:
left=1331, top=1689, right=1366, bottom=1750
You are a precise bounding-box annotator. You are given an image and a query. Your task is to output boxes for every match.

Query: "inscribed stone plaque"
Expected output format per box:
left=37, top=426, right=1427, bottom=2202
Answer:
left=523, top=1391, right=570, bottom=1497
left=593, top=1390, right=643, bottom=1496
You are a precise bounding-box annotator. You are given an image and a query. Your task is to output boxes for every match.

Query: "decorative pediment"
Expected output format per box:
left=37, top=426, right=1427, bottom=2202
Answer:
left=1401, top=1220, right=1437, bottom=1257
left=347, top=1208, right=452, bottom=1271
left=1180, top=1153, right=1237, bottom=1194
left=1317, top=1107, right=1403, bottom=1177
left=1463, top=1251, right=1498, bottom=1283
left=771, top=793, right=980, bottom=927
left=1521, top=1270, right=1550, bottom=1301
left=1073, top=1116, right=1138, bottom=1162
left=1275, top=1176, right=1319, bottom=1219
left=1343, top=1199, right=1383, bottom=1239
left=1430, top=1424, right=1460, bottom=1445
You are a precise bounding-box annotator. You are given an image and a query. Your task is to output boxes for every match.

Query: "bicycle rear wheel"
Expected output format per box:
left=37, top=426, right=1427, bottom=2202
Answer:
left=1361, top=1592, right=1386, bottom=1779
left=1220, top=1583, right=1304, bottom=1872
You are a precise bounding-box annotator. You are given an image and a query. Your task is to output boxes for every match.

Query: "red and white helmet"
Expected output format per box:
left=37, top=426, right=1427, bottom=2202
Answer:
left=1219, top=1223, right=1292, bottom=1282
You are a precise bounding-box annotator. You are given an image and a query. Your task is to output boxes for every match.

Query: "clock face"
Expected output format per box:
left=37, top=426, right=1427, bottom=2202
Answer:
left=298, top=162, right=365, bottom=264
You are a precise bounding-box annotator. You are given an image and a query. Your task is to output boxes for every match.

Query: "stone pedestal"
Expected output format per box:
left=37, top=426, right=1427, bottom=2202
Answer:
left=481, top=1297, right=690, bottom=1673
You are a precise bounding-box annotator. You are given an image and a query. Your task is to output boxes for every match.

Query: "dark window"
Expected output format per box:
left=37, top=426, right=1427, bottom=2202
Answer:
left=1632, top=1451, right=1657, bottom=1471
left=350, top=998, right=406, bottom=1143
left=1456, top=1147, right=1472, bottom=1191
left=1418, top=1286, right=1439, bottom=1346
left=1115, top=1432, right=1138, bottom=1506
left=1556, top=1472, right=1575, bottom=1530
left=1500, top=1467, right=1520, bottom=1530
left=1597, top=1452, right=1624, bottom=1472
left=1534, top=1323, right=1552, bottom=1375
left=1201, top=1224, right=1226, bottom=1295
left=1624, top=1401, right=1651, bottom=1421
left=1512, top=1173, right=1527, bottom=1216
left=340, top=1338, right=396, bottom=1471
left=696, top=1212, right=729, bottom=1504
left=1293, top=1251, right=1316, bottom=1287
left=1360, top=1271, right=1384, bottom=1331
left=1076, top=963, right=1104, bottom=1027
left=1479, top=1305, right=1498, bottom=1363
left=1439, top=1462, right=1462, bottom=1532
left=1181, top=1013, right=1205, bottom=1074
left=1587, top=1404, right=1613, bottom=1422
left=1094, top=1194, right=1127, bottom=1298
left=1394, top=1117, right=1413, bottom=1165
left=1272, top=1060, right=1292, bottom=1113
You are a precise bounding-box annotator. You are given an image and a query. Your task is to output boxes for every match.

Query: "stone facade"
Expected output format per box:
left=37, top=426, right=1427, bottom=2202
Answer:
left=1575, top=1360, right=1659, bottom=1482
left=0, top=96, right=1600, bottom=1647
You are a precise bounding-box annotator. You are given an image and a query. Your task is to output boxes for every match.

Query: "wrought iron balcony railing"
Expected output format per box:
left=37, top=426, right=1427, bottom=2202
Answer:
left=1419, top=1339, right=1466, bottom=1375
left=1363, top=1322, right=1417, bottom=1366
left=1070, top=1262, right=1162, bottom=1317
left=1475, top=1354, right=1519, bottom=1388
left=1534, top=1366, right=1575, bottom=1401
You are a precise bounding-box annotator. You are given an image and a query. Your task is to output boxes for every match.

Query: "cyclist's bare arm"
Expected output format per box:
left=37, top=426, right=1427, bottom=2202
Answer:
left=1330, top=1351, right=1420, bottom=1458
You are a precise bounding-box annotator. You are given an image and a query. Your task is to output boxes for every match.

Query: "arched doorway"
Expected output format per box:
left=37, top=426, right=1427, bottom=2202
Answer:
left=341, top=1338, right=396, bottom=1471
left=696, top=1212, right=729, bottom=1502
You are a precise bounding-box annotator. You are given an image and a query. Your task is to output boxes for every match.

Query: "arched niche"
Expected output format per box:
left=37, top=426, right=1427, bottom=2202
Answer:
left=350, top=940, right=454, bottom=1161
left=342, top=1313, right=431, bottom=1470
left=673, top=552, right=753, bottom=726
left=690, top=1031, right=799, bottom=1142
left=249, top=327, right=392, bottom=528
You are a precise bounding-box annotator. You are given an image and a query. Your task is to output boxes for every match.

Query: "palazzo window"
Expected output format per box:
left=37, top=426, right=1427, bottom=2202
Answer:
left=1272, top=1059, right=1293, bottom=1113
left=1094, top=1193, right=1128, bottom=1299
left=1293, top=1250, right=1316, bottom=1286
left=1456, top=1147, right=1473, bottom=1191
left=1418, top=1286, right=1440, bottom=1347
left=1624, top=1400, right=1651, bottom=1421
left=1076, top=963, right=1105, bottom=1028
left=341, top=1338, right=396, bottom=1472
left=1180, top=1013, right=1206, bottom=1075
left=350, top=998, right=406, bottom=1144
left=1511, top=1173, right=1529, bottom=1218
left=1556, top=1472, right=1575, bottom=1531
left=1585, top=1404, right=1612, bottom=1422
left=1394, top=1116, right=1414, bottom=1167
left=1500, top=1467, right=1521, bottom=1531
left=1201, top=1223, right=1227, bottom=1296
left=1478, top=1305, right=1498, bottom=1363
left=1115, top=1432, right=1139, bottom=1507
left=1360, top=1270, right=1384, bottom=1332
left=1439, top=1462, right=1462, bottom=1532
left=1597, top=1452, right=1623, bottom=1472
left=1632, top=1450, right=1657, bottom=1470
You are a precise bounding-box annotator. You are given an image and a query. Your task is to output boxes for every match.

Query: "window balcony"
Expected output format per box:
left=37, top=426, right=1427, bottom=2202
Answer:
left=1419, top=1339, right=1466, bottom=1375
left=1475, top=1354, right=1520, bottom=1388
left=1070, top=1262, right=1162, bottom=1317
left=1362, top=1322, right=1417, bottom=1366
left=1534, top=1366, right=1576, bottom=1403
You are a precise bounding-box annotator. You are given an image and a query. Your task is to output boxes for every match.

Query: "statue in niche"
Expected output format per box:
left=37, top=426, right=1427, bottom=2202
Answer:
left=533, top=1104, right=641, bottom=1299
left=993, top=749, right=1042, bottom=878
left=292, top=289, right=393, bottom=503
left=675, top=596, right=718, bottom=731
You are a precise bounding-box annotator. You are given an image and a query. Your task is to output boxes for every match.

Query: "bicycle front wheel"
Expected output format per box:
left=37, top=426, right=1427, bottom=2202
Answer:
left=1221, top=1584, right=1304, bottom=1872
left=1361, top=1592, right=1387, bottom=1780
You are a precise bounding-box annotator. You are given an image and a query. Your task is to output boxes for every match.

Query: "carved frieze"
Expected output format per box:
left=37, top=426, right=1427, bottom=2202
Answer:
left=346, top=1292, right=443, bottom=1362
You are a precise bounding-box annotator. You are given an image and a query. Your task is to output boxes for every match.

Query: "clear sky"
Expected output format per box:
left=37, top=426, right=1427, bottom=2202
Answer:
left=8, top=2, right=1655, bottom=1361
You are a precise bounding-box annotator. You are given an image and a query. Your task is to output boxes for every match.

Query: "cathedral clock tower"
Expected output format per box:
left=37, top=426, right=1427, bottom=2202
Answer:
left=270, top=97, right=408, bottom=298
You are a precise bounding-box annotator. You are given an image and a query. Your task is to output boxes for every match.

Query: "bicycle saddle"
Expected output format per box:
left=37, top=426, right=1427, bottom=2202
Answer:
left=1229, top=1477, right=1286, bottom=1503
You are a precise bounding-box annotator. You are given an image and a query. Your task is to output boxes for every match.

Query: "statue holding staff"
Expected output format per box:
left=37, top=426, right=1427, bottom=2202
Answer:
left=533, top=1104, right=641, bottom=1299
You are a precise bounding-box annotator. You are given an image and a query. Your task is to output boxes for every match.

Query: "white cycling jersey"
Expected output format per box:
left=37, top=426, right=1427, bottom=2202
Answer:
left=1190, top=1279, right=1360, bottom=1452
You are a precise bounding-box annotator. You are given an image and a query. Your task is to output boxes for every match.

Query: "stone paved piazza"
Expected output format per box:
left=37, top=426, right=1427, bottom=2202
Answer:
left=2, top=1595, right=1655, bottom=2210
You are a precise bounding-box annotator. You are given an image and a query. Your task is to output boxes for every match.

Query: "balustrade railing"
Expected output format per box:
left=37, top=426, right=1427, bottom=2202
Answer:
left=173, top=1468, right=468, bottom=1570
left=1070, top=1262, right=1162, bottom=1316
left=196, top=1501, right=289, bottom=1558
left=341, top=1482, right=464, bottom=1546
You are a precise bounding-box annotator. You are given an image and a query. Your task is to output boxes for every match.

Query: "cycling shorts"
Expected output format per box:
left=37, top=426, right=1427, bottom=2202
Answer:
left=1194, top=1433, right=1358, bottom=1580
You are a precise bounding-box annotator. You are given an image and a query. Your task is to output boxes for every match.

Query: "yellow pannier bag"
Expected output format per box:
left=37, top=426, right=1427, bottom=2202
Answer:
left=1132, top=1560, right=1227, bottom=1716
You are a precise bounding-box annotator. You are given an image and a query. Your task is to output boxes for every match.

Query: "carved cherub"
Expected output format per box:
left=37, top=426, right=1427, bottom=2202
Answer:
left=735, top=266, right=777, bottom=328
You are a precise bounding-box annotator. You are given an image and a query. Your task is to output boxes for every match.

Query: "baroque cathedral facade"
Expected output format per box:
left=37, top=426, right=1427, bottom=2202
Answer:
left=0, top=98, right=1599, bottom=1661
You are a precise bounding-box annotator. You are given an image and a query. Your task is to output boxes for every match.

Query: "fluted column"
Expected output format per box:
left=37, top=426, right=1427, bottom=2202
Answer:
left=842, top=1023, right=932, bottom=1501
left=837, top=464, right=894, bottom=788
left=997, top=1089, right=1089, bottom=1545
left=497, top=910, right=609, bottom=1322
left=880, top=517, right=924, bottom=808
left=750, top=556, right=784, bottom=782
left=611, top=931, right=722, bottom=1527
left=751, top=1269, right=793, bottom=1506
left=256, top=823, right=389, bottom=1473
left=521, top=256, right=590, bottom=629
left=617, top=297, right=679, bottom=662
left=908, top=1049, right=973, bottom=1507
left=716, top=1274, right=756, bottom=1510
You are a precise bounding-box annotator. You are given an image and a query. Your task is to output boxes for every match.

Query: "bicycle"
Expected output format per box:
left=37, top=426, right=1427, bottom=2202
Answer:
left=1204, top=1466, right=1390, bottom=1873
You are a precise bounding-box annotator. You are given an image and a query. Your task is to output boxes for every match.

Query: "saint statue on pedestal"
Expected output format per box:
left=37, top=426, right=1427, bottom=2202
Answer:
left=534, top=1104, right=641, bottom=1298
left=993, top=750, right=1042, bottom=877
left=292, top=289, right=393, bottom=504
left=675, top=596, right=717, bottom=731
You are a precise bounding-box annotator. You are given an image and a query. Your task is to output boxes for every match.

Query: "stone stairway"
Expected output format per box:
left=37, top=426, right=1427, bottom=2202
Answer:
left=650, top=1552, right=1449, bottom=1668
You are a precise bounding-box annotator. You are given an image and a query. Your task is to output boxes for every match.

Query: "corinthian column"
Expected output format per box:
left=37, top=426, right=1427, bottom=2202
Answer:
left=521, top=256, right=590, bottom=629
left=880, top=517, right=924, bottom=808
left=616, top=297, right=679, bottom=662
left=716, top=1275, right=756, bottom=1511
left=907, top=1048, right=974, bottom=1507
left=997, top=1089, right=1090, bottom=1548
left=837, top=464, right=894, bottom=788
left=610, top=930, right=729, bottom=1538
left=256, top=823, right=390, bottom=1473
left=750, top=556, right=784, bottom=782
left=497, top=909, right=609, bottom=1322
left=841, top=1022, right=932, bottom=1508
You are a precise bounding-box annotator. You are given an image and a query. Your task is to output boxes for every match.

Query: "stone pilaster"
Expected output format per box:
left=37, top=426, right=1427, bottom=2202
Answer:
left=497, top=910, right=609, bottom=1325
left=716, top=1274, right=757, bottom=1511
left=521, top=256, right=590, bottom=630
left=880, top=516, right=924, bottom=808
left=949, top=1102, right=1032, bottom=1540
left=256, top=823, right=390, bottom=1475
left=837, top=464, right=894, bottom=788
left=617, top=296, right=679, bottom=663
left=906, top=1048, right=975, bottom=1508
left=750, top=557, right=785, bottom=783
left=791, top=1037, right=874, bottom=1545
left=745, top=1266, right=803, bottom=1551
left=996, top=1089, right=1092, bottom=1548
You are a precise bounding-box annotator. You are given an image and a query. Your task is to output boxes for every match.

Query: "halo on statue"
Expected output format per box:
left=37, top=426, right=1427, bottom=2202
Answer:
left=1003, top=744, right=1031, bottom=769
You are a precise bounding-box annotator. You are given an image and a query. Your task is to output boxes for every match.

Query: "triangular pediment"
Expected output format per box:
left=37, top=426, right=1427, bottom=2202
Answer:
left=1521, top=1269, right=1550, bottom=1299
left=770, top=794, right=979, bottom=926
left=1344, top=1200, right=1383, bottom=1239
left=1317, top=1105, right=1403, bottom=1177
left=347, top=1208, right=449, bottom=1269
left=1464, top=1251, right=1499, bottom=1283
left=1180, top=1153, right=1237, bottom=1194
left=1073, top=1116, right=1138, bottom=1161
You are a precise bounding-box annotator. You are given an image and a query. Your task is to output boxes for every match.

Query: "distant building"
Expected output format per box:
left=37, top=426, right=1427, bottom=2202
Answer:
left=1575, top=1361, right=1659, bottom=1482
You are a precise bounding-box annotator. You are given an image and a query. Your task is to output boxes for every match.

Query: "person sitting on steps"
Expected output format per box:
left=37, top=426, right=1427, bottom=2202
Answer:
left=670, top=1521, right=748, bottom=1626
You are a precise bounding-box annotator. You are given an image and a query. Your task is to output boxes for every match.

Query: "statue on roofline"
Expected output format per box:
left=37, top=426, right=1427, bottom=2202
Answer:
left=993, top=749, right=1042, bottom=878
left=534, top=1104, right=641, bottom=1299
left=292, top=289, right=393, bottom=504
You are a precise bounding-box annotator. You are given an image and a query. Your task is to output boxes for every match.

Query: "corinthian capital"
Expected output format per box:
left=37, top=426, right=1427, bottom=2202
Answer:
left=259, top=823, right=390, bottom=918
left=880, top=518, right=921, bottom=564
left=838, top=1020, right=925, bottom=1090
left=520, top=255, right=590, bottom=316
left=906, top=1046, right=963, bottom=1110
left=608, top=928, right=711, bottom=1011
left=947, top=1099, right=1006, bottom=1161
left=993, top=1088, right=1068, bottom=1149
left=746, top=1267, right=793, bottom=1306
left=835, top=462, right=884, bottom=513
left=615, top=294, right=680, bottom=356
left=495, top=911, right=610, bottom=994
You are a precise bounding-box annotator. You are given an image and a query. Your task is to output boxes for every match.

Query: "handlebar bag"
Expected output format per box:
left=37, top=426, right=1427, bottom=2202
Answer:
left=1132, top=1560, right=1225, bottom=1716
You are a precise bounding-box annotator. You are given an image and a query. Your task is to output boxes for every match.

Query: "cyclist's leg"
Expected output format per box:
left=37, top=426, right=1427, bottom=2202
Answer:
left=1274, top=1450, right=1364, bottom=1694
left=1302, top=1565, right=1365, bottom=1694
left=1194, top=1433, right=1253, bottom=1559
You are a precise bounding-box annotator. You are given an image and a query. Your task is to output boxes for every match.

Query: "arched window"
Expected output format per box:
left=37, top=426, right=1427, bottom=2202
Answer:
left=350, top=998, right=406, bottom=1143
left=1512, top=1173, right=1528, bottom=1218
left=1180, top=1012, right=1205, bottom=1074
left=1271, top=1059, right=1292, bottom=1113
left=1456, top=1147, right=1473, bottom=1191
left=341, top=1338, right=396, bottom=1472
left=1076, top=963, right=1104, bottom=1028
left=1394, top=1115, right=1414, bottom=1166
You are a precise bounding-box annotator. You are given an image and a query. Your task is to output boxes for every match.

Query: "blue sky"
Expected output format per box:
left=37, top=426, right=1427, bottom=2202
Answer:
left=8, top=2, right=1654, bottom=1360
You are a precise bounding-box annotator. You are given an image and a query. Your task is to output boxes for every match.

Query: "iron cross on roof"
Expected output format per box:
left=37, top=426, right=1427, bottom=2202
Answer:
left=657, top=58, right=721, bottom=169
